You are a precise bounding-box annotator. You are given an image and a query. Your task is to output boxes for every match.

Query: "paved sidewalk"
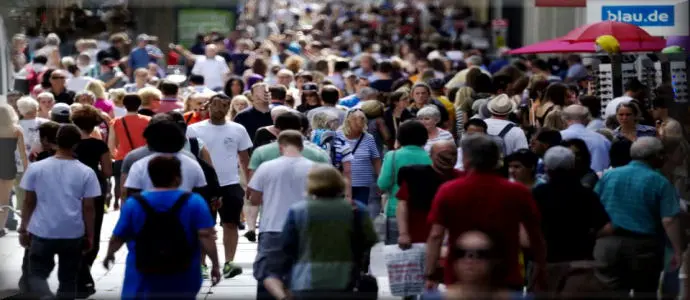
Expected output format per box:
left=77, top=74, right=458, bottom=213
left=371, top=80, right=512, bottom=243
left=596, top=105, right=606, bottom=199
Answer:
left=0, top=210, right=395, bottom=299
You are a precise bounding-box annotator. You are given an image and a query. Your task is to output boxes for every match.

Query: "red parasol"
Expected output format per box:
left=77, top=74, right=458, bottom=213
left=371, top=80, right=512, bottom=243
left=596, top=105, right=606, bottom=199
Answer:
left=507, top=37, right=667, bottom=54
left=561, top=21, right=658, bottom=42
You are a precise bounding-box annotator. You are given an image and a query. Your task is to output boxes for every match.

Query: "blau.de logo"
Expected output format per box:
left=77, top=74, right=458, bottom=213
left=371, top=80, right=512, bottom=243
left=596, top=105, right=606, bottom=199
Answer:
left=602, top=5, right=675, bottom=26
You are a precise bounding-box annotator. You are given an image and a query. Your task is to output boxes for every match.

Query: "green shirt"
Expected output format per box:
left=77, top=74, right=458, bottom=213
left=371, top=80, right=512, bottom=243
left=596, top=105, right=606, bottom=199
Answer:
left=249, top=140, right=330, bottom=170
left=377, top=145, right=432, bottom=217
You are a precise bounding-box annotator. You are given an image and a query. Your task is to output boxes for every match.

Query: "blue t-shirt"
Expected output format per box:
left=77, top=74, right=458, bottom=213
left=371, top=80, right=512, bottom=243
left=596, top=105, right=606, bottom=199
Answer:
left=113, top=190, right=214, bottom=299
left=129, top=47, right=150, bottom=70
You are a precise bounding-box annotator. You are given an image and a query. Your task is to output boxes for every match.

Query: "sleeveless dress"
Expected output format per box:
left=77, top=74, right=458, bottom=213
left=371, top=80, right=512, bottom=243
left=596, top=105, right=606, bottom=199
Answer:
left=0, top=138, right=18, bottom=180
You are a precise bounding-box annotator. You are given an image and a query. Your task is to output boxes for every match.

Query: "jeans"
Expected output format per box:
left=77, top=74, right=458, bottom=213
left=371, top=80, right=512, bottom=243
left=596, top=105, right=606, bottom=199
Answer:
left=352, top=187, right=370, bottom=206
left=367, top=184, right=381, bottom=219
left=27, top=235, right=83, bottom=299
left=384, top=217, right=399, bottom=246
left=594, top=235, right=664, bottom=297
left=77, top=195, right=105, bottom=293
left=254, top=232, right=287, bottom=300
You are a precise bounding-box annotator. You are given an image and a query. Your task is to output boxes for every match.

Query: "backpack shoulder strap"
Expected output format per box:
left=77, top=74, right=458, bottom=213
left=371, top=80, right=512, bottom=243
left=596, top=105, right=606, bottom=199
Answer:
left=132, top=194, right=155, bottom=215
left=170, top=192, right=192, bottom=213
left=498, top=123, right=516, bottom=139
left=189, top=137, right=200, bottom=158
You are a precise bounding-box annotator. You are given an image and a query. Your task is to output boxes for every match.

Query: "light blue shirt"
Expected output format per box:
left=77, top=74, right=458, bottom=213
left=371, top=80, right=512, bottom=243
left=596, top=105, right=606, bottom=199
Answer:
left=20, top=157, right=102, bottom=239
left=586, top=118, right=605, bottom=131
left=560, top=124, right=612, bottom=172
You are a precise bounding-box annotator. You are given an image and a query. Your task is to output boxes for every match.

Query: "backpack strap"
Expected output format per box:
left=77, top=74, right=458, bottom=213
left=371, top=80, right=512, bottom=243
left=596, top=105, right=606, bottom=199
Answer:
left=132, top=194, right=155, bottom=215
left=498, top=123, right=516, bottom=139
left=171, top=192, right=192, bottom=213
left=189, top=137, right=200, bottom=158
left=132, top=192, right=192, bottom=215
left=120, top=118, right=135, bottom=149
left=185, top=113, right=194, bottom=125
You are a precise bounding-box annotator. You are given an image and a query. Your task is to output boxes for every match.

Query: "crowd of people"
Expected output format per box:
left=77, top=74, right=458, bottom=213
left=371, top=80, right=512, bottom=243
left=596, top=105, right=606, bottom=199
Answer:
left=1, top=1, right=689, bottom=300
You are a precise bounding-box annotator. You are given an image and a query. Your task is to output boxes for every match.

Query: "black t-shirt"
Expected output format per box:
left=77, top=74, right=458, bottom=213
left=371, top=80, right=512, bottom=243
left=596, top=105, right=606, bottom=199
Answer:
left=532, top=178, right=610, bottom=263
left=397, top=165, right=462, bottom=211
left=253, top=127, right=277, bottom=150
left=229, top=53, right=249, bottom=76
left=35, top=150, right=56, bottom=162
left=75, top=138, right=109, bottom=187
left=138, top=108, right=155, bottom=117
left=234, top=107, right=273, bottom=142
left=53, top=90, right=75, bottom=105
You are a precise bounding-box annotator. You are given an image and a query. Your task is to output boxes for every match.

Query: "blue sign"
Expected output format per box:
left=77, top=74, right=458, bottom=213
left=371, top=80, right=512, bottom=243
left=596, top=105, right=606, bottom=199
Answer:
left=602, top=5, right=675, bottom=27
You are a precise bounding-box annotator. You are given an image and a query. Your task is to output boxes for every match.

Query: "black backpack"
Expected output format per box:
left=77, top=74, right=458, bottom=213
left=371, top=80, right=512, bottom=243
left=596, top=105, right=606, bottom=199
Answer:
left=132, top=193, right=194, bottom=274
left=189, top=137, right=221, bottom=201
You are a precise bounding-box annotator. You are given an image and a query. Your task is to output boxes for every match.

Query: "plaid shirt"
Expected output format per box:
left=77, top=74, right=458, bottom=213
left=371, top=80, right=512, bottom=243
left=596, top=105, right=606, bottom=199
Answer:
left=595, top=161, right=679, bottom=235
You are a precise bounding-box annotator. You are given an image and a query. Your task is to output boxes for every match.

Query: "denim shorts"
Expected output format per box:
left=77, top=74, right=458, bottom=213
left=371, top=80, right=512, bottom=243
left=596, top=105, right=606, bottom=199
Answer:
left=253, top=232, right=287, bottom=282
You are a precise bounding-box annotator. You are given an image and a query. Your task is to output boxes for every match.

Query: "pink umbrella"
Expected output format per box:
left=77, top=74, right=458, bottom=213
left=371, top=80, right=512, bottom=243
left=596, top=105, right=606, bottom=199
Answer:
left=507, top=37, right=666, bottom=54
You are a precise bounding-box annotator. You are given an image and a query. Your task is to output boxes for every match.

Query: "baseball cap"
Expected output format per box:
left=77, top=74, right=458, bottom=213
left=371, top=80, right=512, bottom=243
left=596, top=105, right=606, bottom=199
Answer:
left=50, top=103, right=71, bottom=122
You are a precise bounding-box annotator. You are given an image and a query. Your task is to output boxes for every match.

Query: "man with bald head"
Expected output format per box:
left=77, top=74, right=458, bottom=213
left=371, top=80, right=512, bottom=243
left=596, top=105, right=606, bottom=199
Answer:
left=560, top=104, right=611, bottom=172
left=191, top=43, right=230, bottom=91
left=395, top=140, right=463, bottom=249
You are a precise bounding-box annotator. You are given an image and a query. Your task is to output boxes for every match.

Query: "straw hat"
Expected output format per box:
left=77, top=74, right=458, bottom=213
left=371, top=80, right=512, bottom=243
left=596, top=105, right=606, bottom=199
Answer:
left=487, top=94, right=515, bottom=116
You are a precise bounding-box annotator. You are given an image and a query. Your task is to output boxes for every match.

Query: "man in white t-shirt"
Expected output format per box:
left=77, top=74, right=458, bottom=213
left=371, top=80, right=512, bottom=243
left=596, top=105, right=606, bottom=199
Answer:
left=187, top=93, right=252, bottom=279
left=191, top=44, right=229, bottom=91
left=247, top=130, right=315, bottom=296
left=483, top=94, right=529, bottom=155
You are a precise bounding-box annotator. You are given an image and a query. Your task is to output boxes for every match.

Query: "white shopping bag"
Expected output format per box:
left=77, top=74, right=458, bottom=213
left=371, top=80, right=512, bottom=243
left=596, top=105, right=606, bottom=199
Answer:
left=384, top=243, right=426, bottom=297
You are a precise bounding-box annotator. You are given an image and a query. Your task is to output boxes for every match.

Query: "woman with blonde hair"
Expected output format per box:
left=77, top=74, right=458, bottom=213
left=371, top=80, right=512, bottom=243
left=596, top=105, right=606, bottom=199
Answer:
left=109, top=88, right=127, bottom=118
left=0, top=104, right=28, bottom=237
left=182, top=92, right=212, bottom=125
left=229, top=95, right=251, bottom=121
left=337, top=109, right=381, bottom=206
left=36, top=92, right=56, bottom=119
left=85, top=80, right=114, bottom=118
left=454, top=87, right=475, bottom=140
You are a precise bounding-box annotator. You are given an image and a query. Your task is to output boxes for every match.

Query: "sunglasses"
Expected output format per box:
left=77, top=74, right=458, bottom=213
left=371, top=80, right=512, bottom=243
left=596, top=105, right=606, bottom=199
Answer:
left=453, top=247, right=494, bottom=260
left=51, top=76, right=66, bottom=80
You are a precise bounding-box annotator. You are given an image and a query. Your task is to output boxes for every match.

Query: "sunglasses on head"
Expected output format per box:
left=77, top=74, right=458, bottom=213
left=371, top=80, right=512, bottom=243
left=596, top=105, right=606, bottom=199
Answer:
left=453, top=247, right=494, bottom=260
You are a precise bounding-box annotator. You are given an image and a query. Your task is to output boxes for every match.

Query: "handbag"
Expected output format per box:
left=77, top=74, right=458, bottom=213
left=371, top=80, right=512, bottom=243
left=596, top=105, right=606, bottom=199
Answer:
left=350, top=208, right=378, bottom=299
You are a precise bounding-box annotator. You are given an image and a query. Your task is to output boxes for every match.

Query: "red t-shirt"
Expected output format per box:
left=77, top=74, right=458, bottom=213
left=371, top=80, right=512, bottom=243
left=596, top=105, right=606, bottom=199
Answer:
left=427, top=172, right=541, bottom=288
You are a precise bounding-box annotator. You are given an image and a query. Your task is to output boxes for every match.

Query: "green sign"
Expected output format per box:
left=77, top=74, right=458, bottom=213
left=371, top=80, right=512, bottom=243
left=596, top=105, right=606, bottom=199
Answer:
left=177, top=9, right=235, bottom=47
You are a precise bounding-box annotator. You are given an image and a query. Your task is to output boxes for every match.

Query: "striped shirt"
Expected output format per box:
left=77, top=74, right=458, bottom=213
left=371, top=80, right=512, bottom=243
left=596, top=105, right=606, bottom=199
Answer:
left=424, top=128, right=455, bottom=153
left=337, top=131, right=380, bottom=187
left=594, top=161, right=679, bottom=235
